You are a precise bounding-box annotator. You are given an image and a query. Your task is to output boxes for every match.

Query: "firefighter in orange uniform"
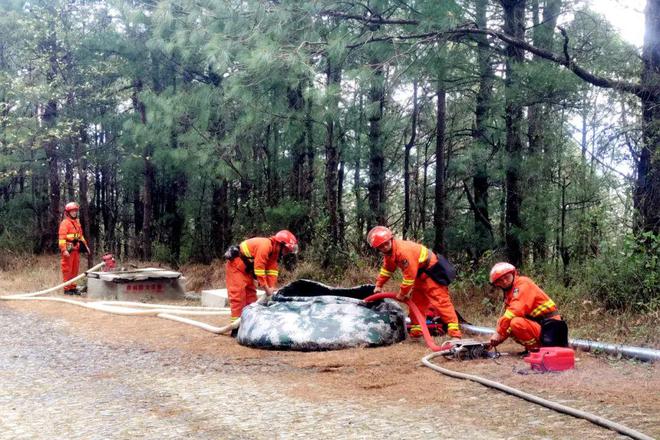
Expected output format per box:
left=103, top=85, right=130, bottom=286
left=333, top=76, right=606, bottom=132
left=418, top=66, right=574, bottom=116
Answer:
left=368, top=226, right=462, bottom=340
left=224, top=230, right=299, bottom=326
left=58, top=202, right=90, bottom=295
left=488, top=262, right=567, bottom=352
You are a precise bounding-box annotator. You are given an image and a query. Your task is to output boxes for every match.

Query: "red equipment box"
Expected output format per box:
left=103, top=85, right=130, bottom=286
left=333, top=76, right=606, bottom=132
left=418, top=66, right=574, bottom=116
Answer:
left=524, top=347, right=575, bottom=372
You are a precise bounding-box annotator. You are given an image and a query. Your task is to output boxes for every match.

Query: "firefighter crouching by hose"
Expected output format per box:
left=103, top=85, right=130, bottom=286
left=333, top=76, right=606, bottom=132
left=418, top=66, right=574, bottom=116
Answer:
left=488, top=262, right=569, bottom=353
left=58, top=202, right=90, bottom=295
left=224, top=230, right=299, bottom=335
left=367, top=226, right=462, bottom=343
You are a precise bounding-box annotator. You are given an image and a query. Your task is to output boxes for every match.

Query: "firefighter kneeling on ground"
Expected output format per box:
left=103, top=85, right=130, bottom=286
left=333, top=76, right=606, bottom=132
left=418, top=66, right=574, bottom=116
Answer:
left=224, top=230, right=299, bottom=335
left=58, top=202, right=90, bottom=295
left=367, top=226, right=462, bottom=343
left=487, top=262, right=569, bottom=353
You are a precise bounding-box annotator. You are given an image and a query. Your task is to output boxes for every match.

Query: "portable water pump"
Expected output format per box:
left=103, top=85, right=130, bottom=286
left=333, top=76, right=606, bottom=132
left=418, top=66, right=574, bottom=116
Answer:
left=442, top=339, right=498, bottom=360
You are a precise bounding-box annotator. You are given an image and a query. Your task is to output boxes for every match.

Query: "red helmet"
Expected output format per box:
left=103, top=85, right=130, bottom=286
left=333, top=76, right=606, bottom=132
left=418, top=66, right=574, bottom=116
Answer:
left=489, top=262, right=516, bottom=284
left=367, top=226, right=393, bottom=248
left=65, top=202, right=80, bottom=213
left=274, top=230, right=298, bottom=253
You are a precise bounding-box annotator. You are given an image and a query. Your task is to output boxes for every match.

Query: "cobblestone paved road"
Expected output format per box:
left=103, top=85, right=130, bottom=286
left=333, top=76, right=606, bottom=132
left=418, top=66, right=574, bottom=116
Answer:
left=0, top=305, right=646, bottom=439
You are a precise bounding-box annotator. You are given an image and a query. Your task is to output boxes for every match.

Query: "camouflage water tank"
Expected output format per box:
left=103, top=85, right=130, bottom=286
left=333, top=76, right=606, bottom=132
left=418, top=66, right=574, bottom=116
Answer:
left=237, top=280, right=406, bottom=351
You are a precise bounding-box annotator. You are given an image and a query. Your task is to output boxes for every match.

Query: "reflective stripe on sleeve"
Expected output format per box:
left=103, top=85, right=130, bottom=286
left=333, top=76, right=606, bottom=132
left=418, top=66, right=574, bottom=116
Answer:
left=401, top=278, right=415, bottom=286
left=503, top=309, right=517, bottom=319
left=418, top=246, right=428, bottom=263
left=379, top=267, right=393, bottom=277
left=530, top=299, right=556, bottom=317
left=240, top=241, right=252, bottom=259
left=254, top=269, right=266, bottom=276
left=447, top=323, right=460, bottom=330
left=265, top=270, right=279, bottom=276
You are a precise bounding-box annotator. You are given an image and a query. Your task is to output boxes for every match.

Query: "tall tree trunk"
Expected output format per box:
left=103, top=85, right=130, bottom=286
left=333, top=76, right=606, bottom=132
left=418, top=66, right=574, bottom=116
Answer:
left=636, top=0, right=660, bottom=235
left=303, top=96, right=315, bottom=202
left=367, top=61, right=386, bottom=229
left=338, top=155, right=346, bottom=242
left=472, top=0, right=495, bottom=262
left=132, top=79, right=153, bottom=260
left=502, top=0, right=526, bottom=267
left=433, top=83, right=447, bottom=254
left=403, top=81, right=418, bottom=239
left=527, top=0, right=562, bottom=262
left=288, top=83, right=306, bottom=200
left=211, top=178, right=231, bottom=259
left=64, top=158, right=74, bottom=201
left=420, top=141, right=430, bottom=233
left=43, top=24, right=60, bottom=253
left=324, top=58, right=342, bottom=246
left=354, top=93, right=365, bottom=242
left=76, top=127, right=92, bottom=265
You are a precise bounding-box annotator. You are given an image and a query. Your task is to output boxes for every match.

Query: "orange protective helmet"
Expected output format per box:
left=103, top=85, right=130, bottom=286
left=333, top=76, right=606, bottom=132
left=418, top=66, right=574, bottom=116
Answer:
left=489, top=262, right=516, bottom=284
left=274, top=230, right=298, bottom=253
left=65, top=202, right=80, bottom=213
left=367, top=226, right=393, bottom=248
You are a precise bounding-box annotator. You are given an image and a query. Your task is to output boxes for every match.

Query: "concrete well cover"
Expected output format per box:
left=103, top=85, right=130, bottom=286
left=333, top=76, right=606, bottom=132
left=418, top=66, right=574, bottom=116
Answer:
left=89, top=268, right=182, bottom=282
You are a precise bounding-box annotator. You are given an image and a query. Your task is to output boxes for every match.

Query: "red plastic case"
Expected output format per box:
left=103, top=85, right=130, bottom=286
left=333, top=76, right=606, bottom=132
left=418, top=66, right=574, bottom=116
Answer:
left=524, top=347, right=575, bottom=372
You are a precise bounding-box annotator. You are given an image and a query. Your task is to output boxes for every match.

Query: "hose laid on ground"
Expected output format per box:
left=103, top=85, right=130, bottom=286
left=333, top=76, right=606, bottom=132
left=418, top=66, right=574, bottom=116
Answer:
left=3, top=262, right=105, bottom=298
left=364, top=292, right=654, bottom=440
left=0, top=260, right=236, bottom=334
left=422, top=352, right=653, bottom=440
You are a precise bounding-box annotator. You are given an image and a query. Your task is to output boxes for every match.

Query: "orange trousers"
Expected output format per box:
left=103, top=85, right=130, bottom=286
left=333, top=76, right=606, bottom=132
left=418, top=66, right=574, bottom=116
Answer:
left=410, top=275, right=462, bottom=338
left=509, top=316, right=563, bottom=350
left=61, top=250, right=80, bottom=292
left=225, top=257, right=258, bottom=318
left=509, top=317, right=542, bottom=350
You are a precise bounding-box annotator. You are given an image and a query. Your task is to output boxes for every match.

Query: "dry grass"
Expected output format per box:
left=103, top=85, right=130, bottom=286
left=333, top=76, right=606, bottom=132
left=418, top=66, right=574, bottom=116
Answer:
left=1, top=254, right=658, bottom=346
left=1, top=253, right=659, bottom=438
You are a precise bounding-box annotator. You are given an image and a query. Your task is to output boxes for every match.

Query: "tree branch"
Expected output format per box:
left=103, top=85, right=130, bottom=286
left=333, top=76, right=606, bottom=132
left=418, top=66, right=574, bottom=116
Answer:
left=320, top=10, right=648, bottom=98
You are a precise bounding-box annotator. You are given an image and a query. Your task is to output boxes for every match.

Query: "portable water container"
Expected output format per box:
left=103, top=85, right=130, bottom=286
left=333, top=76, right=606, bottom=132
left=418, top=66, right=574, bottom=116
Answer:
left=524, top=347, right=575, bottom=372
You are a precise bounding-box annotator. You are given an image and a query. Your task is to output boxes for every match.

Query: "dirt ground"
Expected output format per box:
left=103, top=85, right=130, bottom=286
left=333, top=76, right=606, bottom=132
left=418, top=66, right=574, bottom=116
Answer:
left=1, top=256, right=659, bottom=439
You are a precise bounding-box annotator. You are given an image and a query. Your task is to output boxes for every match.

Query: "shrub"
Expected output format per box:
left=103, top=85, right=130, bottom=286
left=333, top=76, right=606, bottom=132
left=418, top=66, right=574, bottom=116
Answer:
left=580, top=232, right=659, bottom=311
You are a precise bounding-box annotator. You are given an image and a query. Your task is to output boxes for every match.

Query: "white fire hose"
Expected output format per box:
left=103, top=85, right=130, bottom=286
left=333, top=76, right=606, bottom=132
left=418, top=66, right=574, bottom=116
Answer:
left=422, top=352, right=654, bottom=440
left=0, top=260, right=239, bottom=335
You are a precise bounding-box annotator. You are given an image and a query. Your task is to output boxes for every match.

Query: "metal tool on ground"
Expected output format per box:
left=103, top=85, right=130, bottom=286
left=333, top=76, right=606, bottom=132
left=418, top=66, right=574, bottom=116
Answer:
left=363, top=291, right=654, bottom=440
left=460, top=323, right=660, bottom=362
left=441, top=339, right=499, bottom=361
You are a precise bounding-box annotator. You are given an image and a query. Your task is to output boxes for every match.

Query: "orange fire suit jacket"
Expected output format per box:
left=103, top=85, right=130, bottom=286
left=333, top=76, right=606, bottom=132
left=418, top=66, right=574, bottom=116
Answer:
left=495, top=276, right=559, bottom=337
left=375, top=239, right=434, bottom=296
left=58, top=217, right=87, bottom=252
left=239, top=237, right=280, bottom=288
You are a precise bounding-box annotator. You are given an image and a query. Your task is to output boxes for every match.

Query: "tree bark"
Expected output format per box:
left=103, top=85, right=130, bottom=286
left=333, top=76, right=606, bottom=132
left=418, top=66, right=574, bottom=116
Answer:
left=367, top=61, right=386, bottom=229
left=502, top=0, right=526, bottom=267
left=324, top=58, right=342, bottom=245
left=211, top=178, right=231, bottom=259
left=42, top=23, right=60, bottom=253
left=288, top=83, right=306, bottom=201
left=636, top=0, right=660, bottom=235
left=76, top=127, right=92, bottom=265
left=403, top=81, right=418, bottom=239
left=472, top=0, right=494, bottom=262
left=433, top=83, right=447, bottom=254
left=527, top=0, right=562, bottom=262
left=132, top=79, right=154, bottom=260
left=354, top=93, right=365, bottom=242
